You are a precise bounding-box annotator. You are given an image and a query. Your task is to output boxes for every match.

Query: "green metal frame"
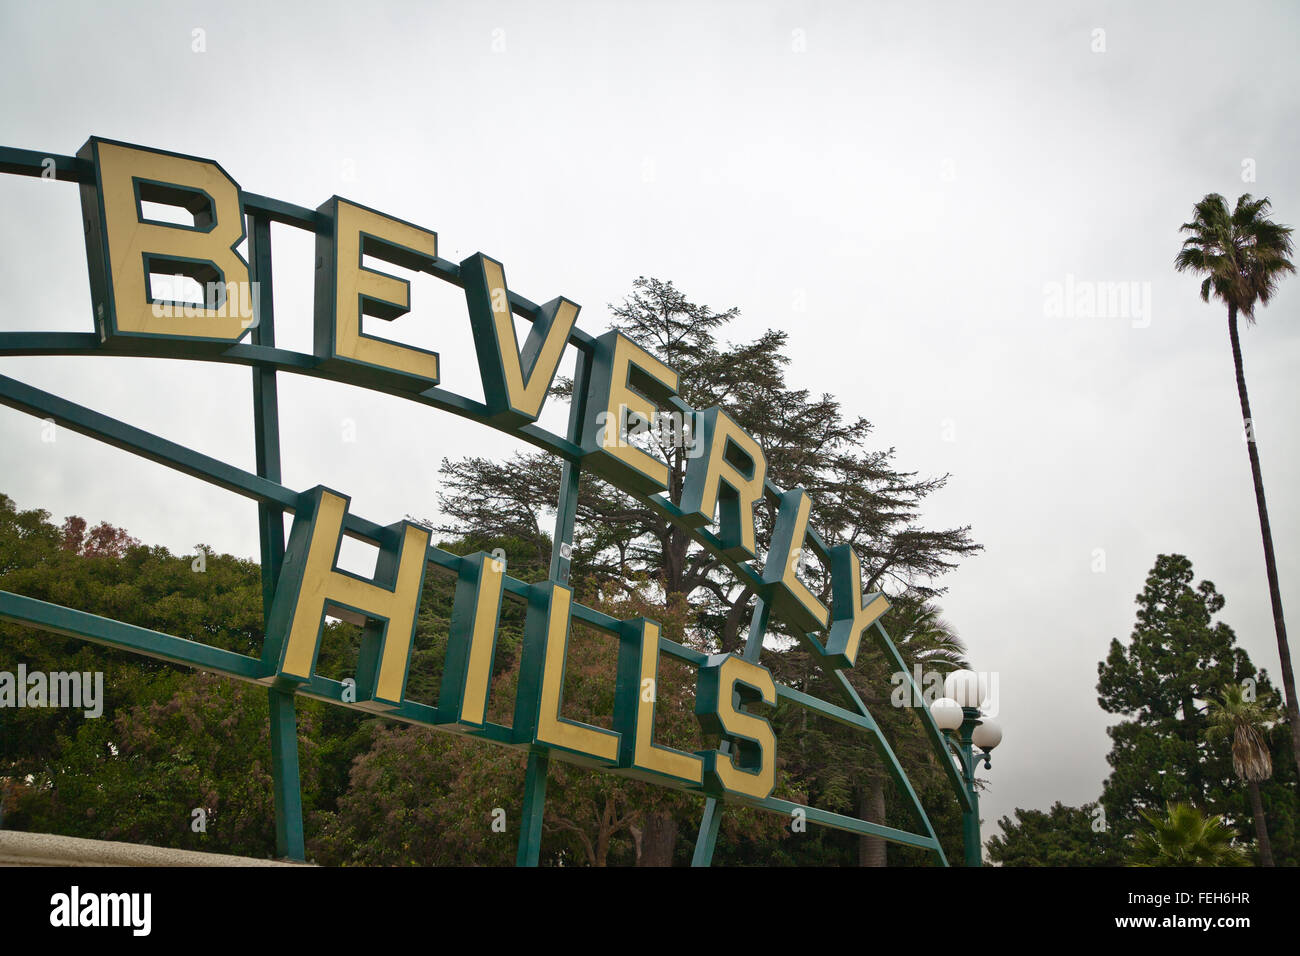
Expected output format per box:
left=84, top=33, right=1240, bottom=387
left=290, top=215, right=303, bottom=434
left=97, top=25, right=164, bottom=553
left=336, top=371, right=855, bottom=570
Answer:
left=0, top=142, right=969, bottom=865
left=940, top=707, right=989, bottom=867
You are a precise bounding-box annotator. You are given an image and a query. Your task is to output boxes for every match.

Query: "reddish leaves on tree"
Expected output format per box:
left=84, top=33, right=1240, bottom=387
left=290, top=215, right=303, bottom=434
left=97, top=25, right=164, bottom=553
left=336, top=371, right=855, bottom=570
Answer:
left=60, top=515, right=141, bottom=558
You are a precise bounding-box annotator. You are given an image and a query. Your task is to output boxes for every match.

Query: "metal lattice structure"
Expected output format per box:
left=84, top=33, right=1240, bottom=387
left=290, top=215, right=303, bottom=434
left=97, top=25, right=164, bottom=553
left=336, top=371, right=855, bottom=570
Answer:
left=0, top=139, right=973, bottom=865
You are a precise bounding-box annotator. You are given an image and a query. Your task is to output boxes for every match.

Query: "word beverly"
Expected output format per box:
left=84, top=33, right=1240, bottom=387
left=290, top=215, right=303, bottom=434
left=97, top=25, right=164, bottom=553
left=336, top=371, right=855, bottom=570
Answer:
left=69, top=137, right=895, bottom=802
left=49, top=886, right=151, bottom=936
left=0, top=664, right=103, bottom=717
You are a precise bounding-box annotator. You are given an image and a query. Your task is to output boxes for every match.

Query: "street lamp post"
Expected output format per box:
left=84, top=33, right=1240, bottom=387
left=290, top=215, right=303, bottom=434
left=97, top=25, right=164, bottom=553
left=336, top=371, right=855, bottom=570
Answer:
left=930, top=671, right=1002, bottom=867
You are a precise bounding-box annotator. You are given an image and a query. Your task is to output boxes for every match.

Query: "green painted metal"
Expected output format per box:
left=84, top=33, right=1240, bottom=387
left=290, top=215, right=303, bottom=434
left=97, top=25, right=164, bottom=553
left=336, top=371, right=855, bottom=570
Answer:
left=549, top=384, right=588, bottom=588
left=0, top=333, right=589, bottom=462
left=828, top=668, right=948, bottom=865
left=0, top=146, right=87, bottom=182
left=871, top=620, right=974, bottom=814
left=751, top=797, right=940, bottom=850
left=0, top=373, right=299, bottom=510
left=0, top=591, right=267, bottom=679
left=690, top=799, right=722, bottom=867
left=513, top=348, right=591, bottom=865
left=249, top=214, right=284, bottom=606
left=247, top=214, right=305, bottom=862
left=954, top=708, right=984, bottom=867
left=268, top=687, right=305, bottom=861
left=516, top=750, right=550, bottom=867
left=774, top=683, right=877, bottom=731
left=0, top=143, right=971, bottom=866
left=689, top=605, right=951, bottom=865
left=0, top=589, right=538, bottom=748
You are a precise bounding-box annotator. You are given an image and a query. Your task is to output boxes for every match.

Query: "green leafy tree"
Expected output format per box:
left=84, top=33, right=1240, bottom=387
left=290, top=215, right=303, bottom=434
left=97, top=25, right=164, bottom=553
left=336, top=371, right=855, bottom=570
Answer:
left=438, top=279, right=980, bottom=639
left=987, top=802, right=1125, bottom=866
left=1175, top=193, right=1298, bottom=777
left=310, top=722, right=524, bottom=866
left=0, top=493, right=322, bottom=857
left=19, top=672, right=317, bottom=858
left=1129, top=802, right=1249, bottom=867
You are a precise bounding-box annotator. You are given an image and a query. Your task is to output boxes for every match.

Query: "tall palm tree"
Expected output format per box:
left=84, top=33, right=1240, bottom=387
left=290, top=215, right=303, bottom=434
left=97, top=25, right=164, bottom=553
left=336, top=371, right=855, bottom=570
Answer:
left=1130, top=802, right=1249, bottom=867
left=1206, top=684, right=1278, bottom=866
left=1175, top=193, right=1298, bottom=777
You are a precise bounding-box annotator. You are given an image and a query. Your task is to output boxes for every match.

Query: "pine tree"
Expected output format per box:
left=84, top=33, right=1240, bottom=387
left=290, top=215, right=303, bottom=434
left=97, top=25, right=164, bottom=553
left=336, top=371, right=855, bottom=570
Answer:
left=1097, top=554, right=1262, bottom=837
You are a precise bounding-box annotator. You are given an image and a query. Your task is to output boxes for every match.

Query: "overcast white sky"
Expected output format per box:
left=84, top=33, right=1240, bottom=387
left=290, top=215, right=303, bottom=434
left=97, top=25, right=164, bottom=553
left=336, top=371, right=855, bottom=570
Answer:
left=2, top=0, right=1298, bottom=853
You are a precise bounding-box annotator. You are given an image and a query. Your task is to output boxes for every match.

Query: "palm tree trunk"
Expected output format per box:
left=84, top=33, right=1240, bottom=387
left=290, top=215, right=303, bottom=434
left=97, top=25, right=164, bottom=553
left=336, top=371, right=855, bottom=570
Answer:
left=635, top=810, right=677, bottom=866
left=858, top=779, right=887, bottom=866
left=1246, top=780, right=1274, bottom=867
left=1228, top=303, right=1300, bottom=781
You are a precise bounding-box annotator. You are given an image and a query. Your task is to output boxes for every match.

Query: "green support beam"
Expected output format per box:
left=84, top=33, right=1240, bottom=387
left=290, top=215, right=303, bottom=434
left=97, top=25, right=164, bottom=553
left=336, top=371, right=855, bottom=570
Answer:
left=247, top=214, right=305, bottom=863
left=268, top=687, right=305, bottom=861
left=516, top=750, right=551, bottom=867
left=514, top=349, right=591, bottom=867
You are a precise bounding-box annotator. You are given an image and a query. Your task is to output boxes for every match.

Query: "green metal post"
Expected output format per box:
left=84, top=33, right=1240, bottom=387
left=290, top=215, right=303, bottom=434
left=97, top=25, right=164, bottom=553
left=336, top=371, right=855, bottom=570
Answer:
left=514, top=349, right=590, bottom=866
left=959, top=709, right=982, bottom=867
left=250, top=215, right=284, bottom=613
left=690, top=799, right=722, bottom=867
left=269, top=688, right=304, bottom=860
left=248, top=214, right=305, bottom=862
left=516, top=749, right=551, bottom=867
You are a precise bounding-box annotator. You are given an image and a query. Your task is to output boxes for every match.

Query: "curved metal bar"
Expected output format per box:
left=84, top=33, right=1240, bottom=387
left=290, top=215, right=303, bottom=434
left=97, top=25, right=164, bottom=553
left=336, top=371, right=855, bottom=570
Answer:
left=830, top=668, right=949, bottom=866
left=871, top=619, right=976, bottom=815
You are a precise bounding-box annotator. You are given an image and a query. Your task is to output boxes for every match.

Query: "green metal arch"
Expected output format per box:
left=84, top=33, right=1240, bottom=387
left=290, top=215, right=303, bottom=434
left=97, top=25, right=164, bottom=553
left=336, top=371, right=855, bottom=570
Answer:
left=0, top=142, right=964, bottom=865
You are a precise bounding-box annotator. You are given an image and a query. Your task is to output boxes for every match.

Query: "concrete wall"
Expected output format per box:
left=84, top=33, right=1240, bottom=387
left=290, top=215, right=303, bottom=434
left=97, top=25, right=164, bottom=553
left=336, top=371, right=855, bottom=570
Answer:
left=0, top=830, right=309, bottom=866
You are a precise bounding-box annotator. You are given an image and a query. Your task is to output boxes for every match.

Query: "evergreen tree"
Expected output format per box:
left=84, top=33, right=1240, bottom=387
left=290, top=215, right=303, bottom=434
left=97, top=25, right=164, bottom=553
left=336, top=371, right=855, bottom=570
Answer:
left=987, top=802, right=1124, bottom=867
left=435, top=277, right=982, bottom=863
left=1097, top=554, right=1263, bottom=839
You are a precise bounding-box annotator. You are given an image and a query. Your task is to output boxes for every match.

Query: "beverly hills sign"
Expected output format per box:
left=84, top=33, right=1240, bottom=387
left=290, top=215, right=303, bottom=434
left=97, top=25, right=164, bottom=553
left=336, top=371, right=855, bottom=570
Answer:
left=0, top=137, right=962, bottom=864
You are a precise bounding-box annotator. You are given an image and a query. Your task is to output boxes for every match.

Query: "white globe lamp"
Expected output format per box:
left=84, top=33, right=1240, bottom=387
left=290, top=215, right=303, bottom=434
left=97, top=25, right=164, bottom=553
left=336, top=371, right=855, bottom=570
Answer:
left=930, top=697, right=964, bottom=732
left=972, top=718, right=1002, bottom=751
